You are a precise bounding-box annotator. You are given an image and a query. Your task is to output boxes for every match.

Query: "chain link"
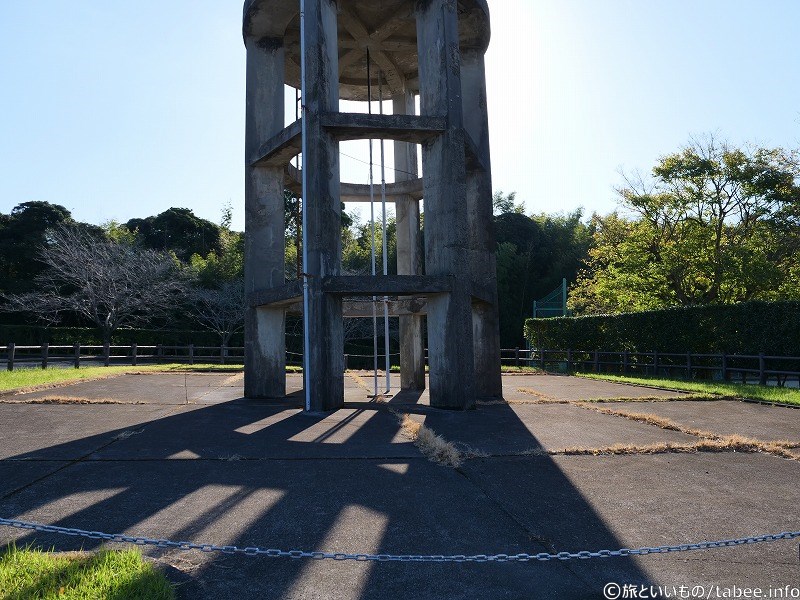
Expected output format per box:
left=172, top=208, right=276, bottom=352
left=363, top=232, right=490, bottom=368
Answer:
left=1, top=517, right=798, bottom=563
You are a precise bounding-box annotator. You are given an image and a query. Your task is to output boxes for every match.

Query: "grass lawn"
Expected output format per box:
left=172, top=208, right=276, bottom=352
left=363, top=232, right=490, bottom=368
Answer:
left=0, top=545, right=173, bottom=600
left=0, top=364, right=309, bottom=393
left=576, top=372, right=800, bottom=406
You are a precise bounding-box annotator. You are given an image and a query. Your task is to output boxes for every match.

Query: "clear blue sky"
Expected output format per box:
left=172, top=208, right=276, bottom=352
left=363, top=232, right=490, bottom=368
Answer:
left=1, top=1, right=798, bottom=232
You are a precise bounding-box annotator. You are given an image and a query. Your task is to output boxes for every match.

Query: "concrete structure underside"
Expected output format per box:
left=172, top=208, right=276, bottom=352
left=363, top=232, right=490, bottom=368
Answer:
left=243, top=0, right=502, bottom=411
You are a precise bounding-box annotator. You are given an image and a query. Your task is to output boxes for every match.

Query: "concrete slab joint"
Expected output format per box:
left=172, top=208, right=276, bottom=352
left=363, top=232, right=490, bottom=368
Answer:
left=243, top=0, right=500, bottom=410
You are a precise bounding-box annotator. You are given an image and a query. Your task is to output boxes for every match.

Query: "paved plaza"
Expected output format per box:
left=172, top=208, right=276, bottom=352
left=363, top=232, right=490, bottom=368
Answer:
left=1, top=373, right=798, bottom=599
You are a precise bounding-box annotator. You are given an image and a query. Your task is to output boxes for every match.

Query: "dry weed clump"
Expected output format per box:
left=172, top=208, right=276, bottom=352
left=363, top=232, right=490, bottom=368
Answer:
left=516, top=388, right=565, bottom=403
left=396, top=413, right=463, bottom=468
left=575, top=404, right=717, bottom=438
left=550, top=436, right=798, bottom=461
left=0, top=396, right=129, bottom=405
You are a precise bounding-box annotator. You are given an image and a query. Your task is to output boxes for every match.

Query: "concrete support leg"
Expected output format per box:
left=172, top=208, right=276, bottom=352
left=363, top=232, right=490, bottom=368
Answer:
left=302, top=0, right=343, bottom=411
left=417, top=0, right=475, bottom=409
left=244, top=36, right=286, bottom=398
left=393, top=92, right=425, bottom=391
left=462, top=49, right=502, bottom=399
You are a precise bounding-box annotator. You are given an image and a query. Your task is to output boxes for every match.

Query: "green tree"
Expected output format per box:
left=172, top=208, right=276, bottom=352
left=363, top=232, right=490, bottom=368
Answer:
left=126, top=207, right=221, bottom=262
left=0, top=202, right=73, bottom=293
left=494, top=208, right=592, bottom=345
left=570, top=136, right=800, bottom=314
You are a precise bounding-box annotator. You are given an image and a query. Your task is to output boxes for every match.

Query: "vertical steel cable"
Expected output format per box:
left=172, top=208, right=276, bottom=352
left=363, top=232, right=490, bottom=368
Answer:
left=379, top=73, right=391, bottom=394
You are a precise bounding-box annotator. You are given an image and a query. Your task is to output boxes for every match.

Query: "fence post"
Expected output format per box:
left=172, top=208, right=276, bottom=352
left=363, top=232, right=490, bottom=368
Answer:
left=758, top=353, right=767, bottom=386
left=539, top=349, right=546, bottom=371
left=7, top=343, right=14, bottom=372
left=622, top=350, right=629, bottom=374
left=73, top=343, right=80, bottom=369
left=593, top=350, right=600, bottom=373
left=189, top=344, right=195, bottom=366
left=686, top=352, right=692, bottom=380
left=566, top=349, right=572, bottom=373
left=103, top=343, right=110, bottom=367
left=156, top=344, right=163, bottom=365
left=41, top=343, right=49, bottom=370
left=515, top=347, right=520, bottom=368
left=344, top=354, right=349, bottom=371
left=221, top=345, right=227, bottom=365
left=721, top=353, right=729, bottom=382
left=131, top=344, right=138, bottom=367
left=652, top=350, right=659, bottom=377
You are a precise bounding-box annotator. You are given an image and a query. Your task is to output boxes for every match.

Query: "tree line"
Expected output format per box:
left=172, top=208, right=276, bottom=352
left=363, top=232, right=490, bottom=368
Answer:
left=2, top=135, right=796, bottom=348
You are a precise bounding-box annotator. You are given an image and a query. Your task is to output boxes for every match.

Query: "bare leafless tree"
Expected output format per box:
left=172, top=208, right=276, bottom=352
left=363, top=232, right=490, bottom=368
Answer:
left=190, top=278, right=245, bottom=346
left=1, top=225, right=187, bottom=342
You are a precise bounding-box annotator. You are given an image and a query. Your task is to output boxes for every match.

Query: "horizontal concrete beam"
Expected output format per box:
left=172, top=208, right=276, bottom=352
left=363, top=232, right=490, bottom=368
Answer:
left=320, top=112, right=446, bottom=143
left=322, top=275, right=453, bottom=296
left=250, top=276, right=493, bottom=309
left=248, top=280, right=303, bottom=308
left=252, top=114, right=443, bottom=168
left=280, top=298, right=428, bottom=317
left=250, top=119, right=303, bottom=167
left=285, top=165, right=424, bottom=202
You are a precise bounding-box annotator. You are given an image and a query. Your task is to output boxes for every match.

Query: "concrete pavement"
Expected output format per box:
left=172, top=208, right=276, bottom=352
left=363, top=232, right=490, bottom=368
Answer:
left=0, top=372, right=797, bottom=599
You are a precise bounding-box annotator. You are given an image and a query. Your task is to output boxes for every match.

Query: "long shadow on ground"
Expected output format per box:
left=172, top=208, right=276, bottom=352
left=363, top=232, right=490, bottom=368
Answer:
left=0, top=383, right=655, bottom=599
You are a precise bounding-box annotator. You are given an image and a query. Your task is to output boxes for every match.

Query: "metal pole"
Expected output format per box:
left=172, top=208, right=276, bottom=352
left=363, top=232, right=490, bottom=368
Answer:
left=367, top=49, right=378, bottom=398
left=562, top=278, right=567, bottom=316
left=300, top=0, right=312, bottom=412
left=379, top=72, right=391, bottom=394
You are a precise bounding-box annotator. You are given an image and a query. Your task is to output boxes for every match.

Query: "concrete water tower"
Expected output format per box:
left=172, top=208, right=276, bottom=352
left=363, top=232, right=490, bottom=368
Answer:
left=242, top=0, right=501, bottom=411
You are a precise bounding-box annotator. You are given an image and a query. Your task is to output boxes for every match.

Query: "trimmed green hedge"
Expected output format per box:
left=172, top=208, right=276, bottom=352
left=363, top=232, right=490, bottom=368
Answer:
left=525, top=301, right=800, bottom=355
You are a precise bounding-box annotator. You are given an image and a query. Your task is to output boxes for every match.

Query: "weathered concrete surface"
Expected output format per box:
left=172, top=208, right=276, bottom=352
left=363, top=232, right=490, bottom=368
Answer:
left=2, top=373, right=797, bottom=599
left=463, top=453, right=800, bottom=590
left=243, top=0, right=491, bottom=101
left=417, top=0, right=476, bottom=409
left=244, top=32, right=287, bottom=400
left=595, top=399, right=800, bottom=442
left=243, top=0, right=502, bottom=410
left=0, top=403, right=175, bottom=460
left=420, top=403, right=697, bottom=455
left=502, top=375, right=691, bottom=402
left=0, top=462, right=68, bottom=498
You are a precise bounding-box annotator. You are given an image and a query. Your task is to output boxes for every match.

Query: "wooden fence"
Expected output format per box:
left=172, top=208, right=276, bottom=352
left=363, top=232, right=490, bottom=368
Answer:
left=510, top=348, right=800, bottom=387
left=0, top=343, right=245, bottom=370
left=3, top=343, right=798, bottom=386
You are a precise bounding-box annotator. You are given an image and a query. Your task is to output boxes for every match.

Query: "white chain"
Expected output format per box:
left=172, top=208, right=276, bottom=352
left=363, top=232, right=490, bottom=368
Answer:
left=1, top=517, right=798, bottom=563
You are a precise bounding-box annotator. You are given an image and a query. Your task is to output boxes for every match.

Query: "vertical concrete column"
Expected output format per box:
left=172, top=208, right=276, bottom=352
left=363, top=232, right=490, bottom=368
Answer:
left=393, top=92, right=426, bottom=391
left=416, top=0, right=475, bottom=409
left=462, top=49, right=502, bottom=400
left=302, top=0, right=344, bottom=411
left=244, top=36, right=286, bottom=399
